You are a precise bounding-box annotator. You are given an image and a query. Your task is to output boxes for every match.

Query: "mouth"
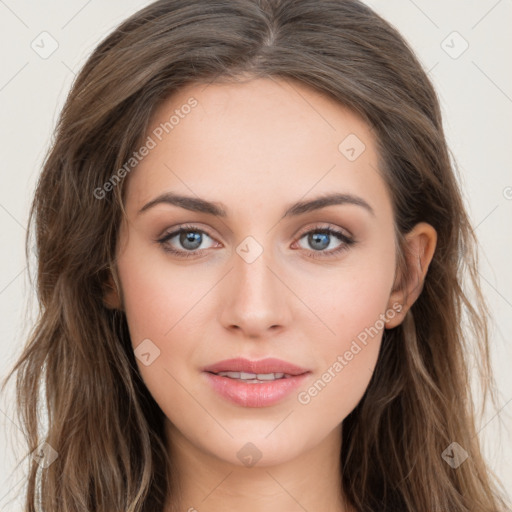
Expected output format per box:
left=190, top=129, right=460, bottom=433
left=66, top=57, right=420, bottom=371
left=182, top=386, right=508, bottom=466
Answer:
left=209, top=371, right=296, bottom=383
left=201, top=358, right=311, bottom=407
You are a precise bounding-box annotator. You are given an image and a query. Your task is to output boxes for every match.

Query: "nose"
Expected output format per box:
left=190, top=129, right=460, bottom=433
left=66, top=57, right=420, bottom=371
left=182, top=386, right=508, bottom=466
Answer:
left=218, top=242, right=291, bottom=339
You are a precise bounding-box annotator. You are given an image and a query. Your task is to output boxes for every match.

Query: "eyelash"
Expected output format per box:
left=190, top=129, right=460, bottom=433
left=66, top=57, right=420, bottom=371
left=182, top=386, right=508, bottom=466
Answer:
left=156, top=223, right=356, bottom=260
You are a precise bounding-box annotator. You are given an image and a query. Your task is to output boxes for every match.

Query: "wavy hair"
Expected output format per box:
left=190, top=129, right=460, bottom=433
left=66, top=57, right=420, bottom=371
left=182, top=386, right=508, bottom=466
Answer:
left=2, top=0, right=509, bottom=510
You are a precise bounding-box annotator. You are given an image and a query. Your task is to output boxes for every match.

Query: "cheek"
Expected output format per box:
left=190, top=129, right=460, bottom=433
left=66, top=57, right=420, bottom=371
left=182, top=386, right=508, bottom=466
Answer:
left=116, top=258, right=203, bottom=421
left=294, top=287, right=387, bottom=426
left=116, top=246, right=221, bottom=401
left=293, top=249, right=395, bottom=416
left=117, top=240, right=214, bottom=342
left=295, top=241, right=394, bottom=348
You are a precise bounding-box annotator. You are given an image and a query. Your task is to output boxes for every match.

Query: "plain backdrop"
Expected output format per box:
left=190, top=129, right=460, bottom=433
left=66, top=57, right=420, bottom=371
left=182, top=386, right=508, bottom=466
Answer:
left=0, top=0, right=511, bottom=508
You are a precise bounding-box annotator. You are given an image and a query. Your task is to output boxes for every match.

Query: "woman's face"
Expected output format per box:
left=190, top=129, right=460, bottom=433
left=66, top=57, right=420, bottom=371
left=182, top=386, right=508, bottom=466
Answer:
left=113, top=77, right=401, bottom=467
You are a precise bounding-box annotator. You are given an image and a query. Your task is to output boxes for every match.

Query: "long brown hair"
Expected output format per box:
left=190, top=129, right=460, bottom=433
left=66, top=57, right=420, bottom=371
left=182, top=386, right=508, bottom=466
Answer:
left=2, top=0, right=509, bottom=510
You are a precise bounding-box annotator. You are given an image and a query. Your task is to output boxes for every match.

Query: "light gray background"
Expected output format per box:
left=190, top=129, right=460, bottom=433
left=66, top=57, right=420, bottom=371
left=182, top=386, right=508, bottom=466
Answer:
left=0, top=1, right=510, bottom=508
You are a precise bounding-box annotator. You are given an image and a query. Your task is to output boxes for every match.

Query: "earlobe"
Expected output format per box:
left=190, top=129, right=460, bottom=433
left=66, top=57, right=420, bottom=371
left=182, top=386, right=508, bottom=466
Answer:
left=385, top=222, right=437, bottom=329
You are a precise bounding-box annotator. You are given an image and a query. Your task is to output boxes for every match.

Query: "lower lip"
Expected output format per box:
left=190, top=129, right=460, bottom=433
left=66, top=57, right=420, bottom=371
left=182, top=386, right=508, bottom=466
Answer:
left=204, top=372, right=310, bottom=407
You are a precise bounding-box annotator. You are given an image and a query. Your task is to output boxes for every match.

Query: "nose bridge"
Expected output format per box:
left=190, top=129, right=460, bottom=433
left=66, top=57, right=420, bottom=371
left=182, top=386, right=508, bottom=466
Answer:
left=236, top=236, right=274, bottom=298
left=219, top=234, right=290, bottom=336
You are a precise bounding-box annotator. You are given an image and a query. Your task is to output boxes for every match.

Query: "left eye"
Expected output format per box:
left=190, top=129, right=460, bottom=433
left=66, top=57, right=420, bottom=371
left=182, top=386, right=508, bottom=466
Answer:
left=296, top=228, right=348, bottom=252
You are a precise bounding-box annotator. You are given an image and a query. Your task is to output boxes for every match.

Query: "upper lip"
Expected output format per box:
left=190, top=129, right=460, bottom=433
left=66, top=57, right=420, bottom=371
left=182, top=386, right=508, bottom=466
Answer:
left=202, top=357, right=310, bottom=376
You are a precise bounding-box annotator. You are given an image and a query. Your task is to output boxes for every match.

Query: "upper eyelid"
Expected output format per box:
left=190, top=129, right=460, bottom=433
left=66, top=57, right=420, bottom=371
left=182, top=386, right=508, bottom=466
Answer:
left=159, top=224, right=215, bottom=241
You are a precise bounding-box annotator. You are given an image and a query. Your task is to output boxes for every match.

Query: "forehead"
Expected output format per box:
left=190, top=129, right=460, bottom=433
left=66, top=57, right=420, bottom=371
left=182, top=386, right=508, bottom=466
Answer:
left=124, top=77, right=393, bottom=221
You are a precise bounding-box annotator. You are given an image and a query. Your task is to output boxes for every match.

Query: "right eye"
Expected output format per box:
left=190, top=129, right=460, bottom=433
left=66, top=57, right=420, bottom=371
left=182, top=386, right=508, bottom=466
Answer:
left=157, top=224, right=220, bottom=258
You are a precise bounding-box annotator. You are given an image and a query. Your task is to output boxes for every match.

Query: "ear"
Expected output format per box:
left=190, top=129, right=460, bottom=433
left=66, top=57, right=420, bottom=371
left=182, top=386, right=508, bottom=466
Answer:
left=385, top=222, right=437, bottom=329
left=102, top=269, right=123, bottom=310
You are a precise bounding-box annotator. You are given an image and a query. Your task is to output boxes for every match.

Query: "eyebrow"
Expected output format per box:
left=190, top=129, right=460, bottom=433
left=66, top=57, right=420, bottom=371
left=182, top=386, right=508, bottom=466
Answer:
left=137, top=191, right=375, bottom=218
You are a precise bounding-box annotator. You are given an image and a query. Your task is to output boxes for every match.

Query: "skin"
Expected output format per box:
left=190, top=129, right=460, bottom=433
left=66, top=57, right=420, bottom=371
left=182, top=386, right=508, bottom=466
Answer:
left=104, top=77, right=437, bottom=512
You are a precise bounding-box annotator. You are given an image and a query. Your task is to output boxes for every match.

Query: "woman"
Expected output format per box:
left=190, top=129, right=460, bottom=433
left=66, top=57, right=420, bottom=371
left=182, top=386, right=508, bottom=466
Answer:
left=2, top=0, right=509, bottom=510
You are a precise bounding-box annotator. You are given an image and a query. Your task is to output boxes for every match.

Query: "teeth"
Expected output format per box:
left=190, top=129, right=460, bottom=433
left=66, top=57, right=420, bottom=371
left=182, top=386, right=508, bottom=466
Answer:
left=256, top=372, right=285, bottom=380
left=216, top=371, right=286, bottom=381
left=217, top=371, right=241, bottom=379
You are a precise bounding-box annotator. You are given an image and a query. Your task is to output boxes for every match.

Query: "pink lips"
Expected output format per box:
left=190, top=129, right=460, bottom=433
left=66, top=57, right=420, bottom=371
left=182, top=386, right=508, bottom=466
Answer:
left=202, top=357, right=311, bottom=408
left=202, top=357, right=309, bottom=376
